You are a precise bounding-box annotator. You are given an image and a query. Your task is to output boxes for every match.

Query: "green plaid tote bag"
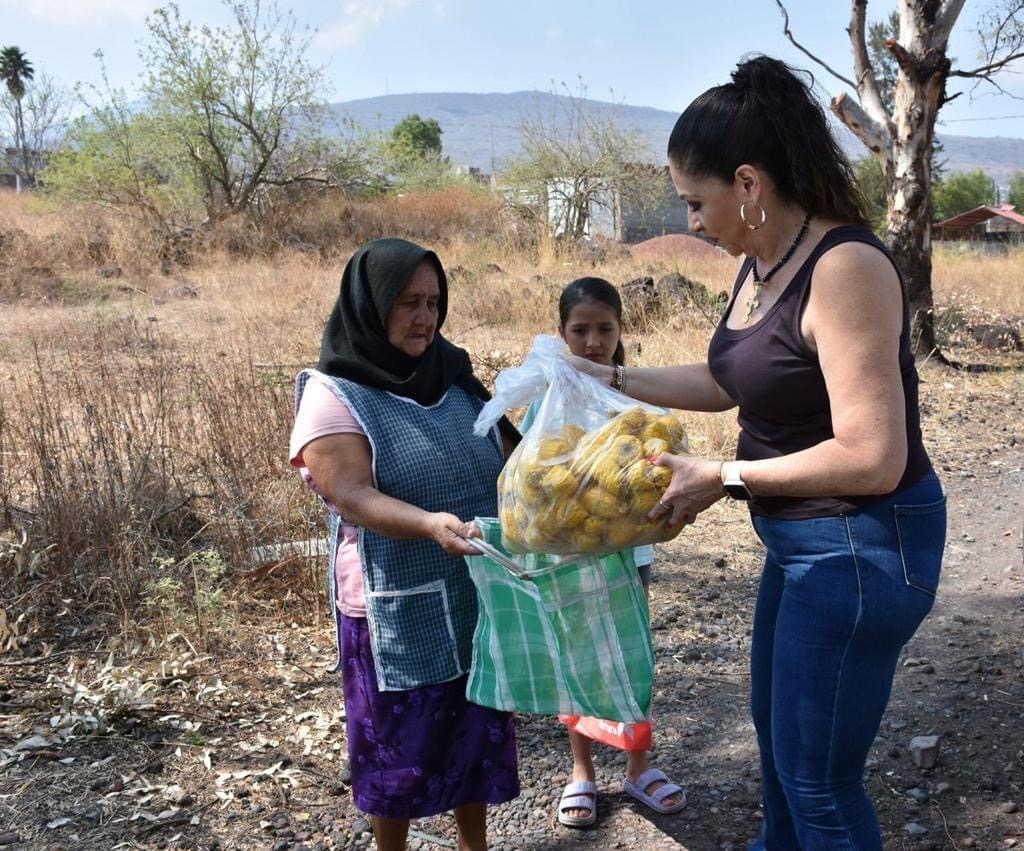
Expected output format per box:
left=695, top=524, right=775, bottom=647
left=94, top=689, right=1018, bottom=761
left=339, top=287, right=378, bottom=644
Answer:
left=464, top=518, right=654, bottom=723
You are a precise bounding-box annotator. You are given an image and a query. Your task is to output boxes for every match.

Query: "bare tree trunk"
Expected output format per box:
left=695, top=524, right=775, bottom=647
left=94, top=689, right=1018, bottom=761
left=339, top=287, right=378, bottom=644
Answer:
left=613, top=186, right=623, bottom=242
left=888, top=211, right=938, bottom=355
left=882, top=2, right=954, bottom=357
left=14, top=97, right=26, bottom=193
left=827, top=0, right=960, bottom=358
left=779, top=0, right=1024, bottom=359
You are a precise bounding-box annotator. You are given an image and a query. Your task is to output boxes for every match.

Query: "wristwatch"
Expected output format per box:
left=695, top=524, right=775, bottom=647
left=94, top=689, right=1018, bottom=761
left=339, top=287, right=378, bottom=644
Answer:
left=721, top=461, right=752, bottom=501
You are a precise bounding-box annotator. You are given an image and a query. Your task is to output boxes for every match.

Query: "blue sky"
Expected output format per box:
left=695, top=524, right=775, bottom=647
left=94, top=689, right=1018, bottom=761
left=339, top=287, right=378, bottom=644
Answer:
left=2, top=0, right=1023, bottom=137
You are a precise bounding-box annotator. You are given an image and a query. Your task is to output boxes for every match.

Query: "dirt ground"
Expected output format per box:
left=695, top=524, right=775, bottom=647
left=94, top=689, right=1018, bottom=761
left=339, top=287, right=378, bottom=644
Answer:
left=1, top=358, right=1022, bottom=851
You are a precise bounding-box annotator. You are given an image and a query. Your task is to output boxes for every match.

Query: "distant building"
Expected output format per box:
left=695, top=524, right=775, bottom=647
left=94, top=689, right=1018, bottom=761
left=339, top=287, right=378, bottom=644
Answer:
left=934, top=203, right=1024, bottom=242
left=541, top=167, right=689, bottom=243
left=618, top=169, right=690, bottom=243
left=0, top=147, right=50, bottom=191
left=452, top=164, right=491, bottom=186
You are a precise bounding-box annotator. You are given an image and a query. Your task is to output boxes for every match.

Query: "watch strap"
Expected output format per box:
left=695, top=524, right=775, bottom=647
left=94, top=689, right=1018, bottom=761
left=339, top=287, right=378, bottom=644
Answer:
left=721, top=461, right=752, bottom=500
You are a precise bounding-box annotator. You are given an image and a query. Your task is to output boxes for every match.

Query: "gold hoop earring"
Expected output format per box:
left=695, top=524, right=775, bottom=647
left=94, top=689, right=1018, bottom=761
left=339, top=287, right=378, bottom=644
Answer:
left=740, top=202, right=766, bottom=230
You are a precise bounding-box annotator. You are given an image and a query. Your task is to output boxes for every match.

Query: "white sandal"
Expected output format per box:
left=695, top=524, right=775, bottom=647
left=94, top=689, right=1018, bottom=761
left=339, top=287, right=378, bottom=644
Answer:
left=623, top=768, right=687, bottom=814
left=558, top=779, right=597, bottom=828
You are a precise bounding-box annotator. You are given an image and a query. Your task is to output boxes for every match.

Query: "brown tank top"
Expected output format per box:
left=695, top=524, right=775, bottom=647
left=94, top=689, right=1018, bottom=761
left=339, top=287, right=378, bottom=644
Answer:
left=707, top=225, right=932, bottom=518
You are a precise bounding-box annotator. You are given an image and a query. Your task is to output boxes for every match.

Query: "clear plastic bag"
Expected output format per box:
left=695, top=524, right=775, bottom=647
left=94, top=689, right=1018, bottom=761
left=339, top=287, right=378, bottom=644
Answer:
left=474, top=335, right=688, bottom=555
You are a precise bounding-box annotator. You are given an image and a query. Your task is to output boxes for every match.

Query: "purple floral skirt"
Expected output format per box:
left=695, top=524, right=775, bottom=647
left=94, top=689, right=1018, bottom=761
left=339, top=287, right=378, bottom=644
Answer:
left=338, top=613, right=519, bottom=819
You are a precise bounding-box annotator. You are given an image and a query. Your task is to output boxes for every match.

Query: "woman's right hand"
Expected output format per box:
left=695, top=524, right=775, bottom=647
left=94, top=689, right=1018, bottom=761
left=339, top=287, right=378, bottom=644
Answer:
left=427, top=513, right=484, bottom=556
left=560, top=352, right=612, bottom=383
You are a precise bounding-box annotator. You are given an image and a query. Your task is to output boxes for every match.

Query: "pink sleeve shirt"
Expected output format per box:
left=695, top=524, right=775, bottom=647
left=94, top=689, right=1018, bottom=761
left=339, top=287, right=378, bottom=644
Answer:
left=289, top=377, right=367, bottom=618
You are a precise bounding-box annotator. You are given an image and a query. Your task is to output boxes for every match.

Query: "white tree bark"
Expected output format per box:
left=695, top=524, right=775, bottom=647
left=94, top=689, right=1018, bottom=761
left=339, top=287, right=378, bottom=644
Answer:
left=780, top=0, right=1022, bottom=356
left=877, top=1, right=955, bottom=353
left=823, top=1, right=959, bottom=353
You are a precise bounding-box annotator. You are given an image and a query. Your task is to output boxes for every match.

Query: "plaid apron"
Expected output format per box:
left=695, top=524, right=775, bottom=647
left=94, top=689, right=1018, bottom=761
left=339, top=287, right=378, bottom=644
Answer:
left=464, top=518, right=654, bottom=722
left=295, top=370, right=503, bottom=691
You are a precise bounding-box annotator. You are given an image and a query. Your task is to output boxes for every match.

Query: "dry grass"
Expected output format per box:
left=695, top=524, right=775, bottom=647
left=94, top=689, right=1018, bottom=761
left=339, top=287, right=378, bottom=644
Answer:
left=0, top=325, right=320, bottom=650
left=0, top=193, right=163, bottom=281
left=932, top=243, right=1024, bottom=317
left=0, top=188, right=1020, bottom=649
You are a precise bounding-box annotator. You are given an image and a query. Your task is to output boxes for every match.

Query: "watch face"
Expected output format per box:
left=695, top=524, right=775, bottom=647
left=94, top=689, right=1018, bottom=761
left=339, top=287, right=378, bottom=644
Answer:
left=724, top=482, right=751, bottom=500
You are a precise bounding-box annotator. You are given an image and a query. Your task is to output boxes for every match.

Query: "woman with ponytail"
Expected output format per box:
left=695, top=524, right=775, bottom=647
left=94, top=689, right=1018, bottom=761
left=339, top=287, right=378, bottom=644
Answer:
left=566, top=56, right=944, bottom=848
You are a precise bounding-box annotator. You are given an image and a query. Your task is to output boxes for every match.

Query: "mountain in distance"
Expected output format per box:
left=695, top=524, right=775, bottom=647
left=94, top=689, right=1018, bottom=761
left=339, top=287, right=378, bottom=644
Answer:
left=326, top=91, right=1024, bottom=183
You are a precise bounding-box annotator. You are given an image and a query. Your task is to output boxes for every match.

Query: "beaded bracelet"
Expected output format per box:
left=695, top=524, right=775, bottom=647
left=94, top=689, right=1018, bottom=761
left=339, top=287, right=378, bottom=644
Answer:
left=610, top=364, right=626, bottom=393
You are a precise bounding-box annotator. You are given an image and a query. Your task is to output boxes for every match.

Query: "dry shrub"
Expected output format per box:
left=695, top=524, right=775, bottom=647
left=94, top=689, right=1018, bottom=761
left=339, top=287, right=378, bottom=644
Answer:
left=448, top=269, right=558, bottom=334
left=197, top=184, right=513, bottom=262
left=0, top=194, right=167, bottom=303
left=249, top=185, right=509, bottom=258
left=384, top=186, right=506, bottom=244
left=932, top=243, right=1024, bottom=318
left=0, top=319, right=318, bottom=642
left=205, top=212, right=263, bottom=259
left=0, top=184, right=515, bottom=274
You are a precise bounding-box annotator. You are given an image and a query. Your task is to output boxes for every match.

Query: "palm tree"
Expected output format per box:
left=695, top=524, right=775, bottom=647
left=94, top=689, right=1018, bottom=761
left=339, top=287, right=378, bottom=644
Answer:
left=0, top=47, right=35, bottom=191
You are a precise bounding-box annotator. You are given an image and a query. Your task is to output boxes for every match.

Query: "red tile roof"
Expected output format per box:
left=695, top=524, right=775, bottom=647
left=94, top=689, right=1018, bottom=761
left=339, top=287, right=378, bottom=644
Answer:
left=935, top=204, right=1024, bottom=229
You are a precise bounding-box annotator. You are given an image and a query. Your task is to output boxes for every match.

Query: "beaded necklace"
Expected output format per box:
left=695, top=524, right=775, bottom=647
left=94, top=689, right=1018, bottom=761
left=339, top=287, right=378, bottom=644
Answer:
left=744, top=212, right=812, bottom=324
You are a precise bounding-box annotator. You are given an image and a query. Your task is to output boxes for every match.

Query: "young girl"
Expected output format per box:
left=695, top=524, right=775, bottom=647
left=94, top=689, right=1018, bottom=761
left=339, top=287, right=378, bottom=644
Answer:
left=521, top=277, right=687, bottom=828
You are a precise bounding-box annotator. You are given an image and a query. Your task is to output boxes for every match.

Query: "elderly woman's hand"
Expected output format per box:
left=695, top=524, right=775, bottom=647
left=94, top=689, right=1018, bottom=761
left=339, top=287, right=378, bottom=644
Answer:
left=646, top=454, right=726, bottom=528
left=428, top=513, right=484, bottom=556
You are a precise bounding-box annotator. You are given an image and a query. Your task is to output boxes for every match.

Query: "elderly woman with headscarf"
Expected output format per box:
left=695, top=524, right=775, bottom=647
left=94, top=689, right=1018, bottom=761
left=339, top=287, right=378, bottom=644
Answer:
left=289, top=238, right=521, bottom=851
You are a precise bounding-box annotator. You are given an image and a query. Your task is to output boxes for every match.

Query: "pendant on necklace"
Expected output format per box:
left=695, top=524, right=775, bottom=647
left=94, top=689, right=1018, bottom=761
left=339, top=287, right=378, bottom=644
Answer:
left=742, top=212, right=813, bottom=326
left=744, top=282, right=763, bottom=324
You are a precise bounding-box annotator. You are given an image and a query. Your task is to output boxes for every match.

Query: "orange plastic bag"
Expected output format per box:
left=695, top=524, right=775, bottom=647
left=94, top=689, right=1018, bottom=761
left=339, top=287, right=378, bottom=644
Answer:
left=560, top=714, right=653, bottom=752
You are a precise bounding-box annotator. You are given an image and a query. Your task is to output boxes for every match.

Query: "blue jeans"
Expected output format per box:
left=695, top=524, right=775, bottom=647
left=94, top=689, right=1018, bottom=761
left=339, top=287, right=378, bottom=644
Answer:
left=749, top=472, right=945, bottom=850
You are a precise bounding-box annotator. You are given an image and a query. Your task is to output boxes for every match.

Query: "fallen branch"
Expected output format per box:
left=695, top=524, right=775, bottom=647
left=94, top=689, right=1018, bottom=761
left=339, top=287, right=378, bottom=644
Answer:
left=132, top=810, right=202, bottom=839
left=249, top=539, right=328, bottom=563
left=950, top=653, right=999, bottom=664
left=240, top=555, right=303, bottom=582
left=931, top=800, right=959, bottom=851
left=0, top=650, right=111, bottom=668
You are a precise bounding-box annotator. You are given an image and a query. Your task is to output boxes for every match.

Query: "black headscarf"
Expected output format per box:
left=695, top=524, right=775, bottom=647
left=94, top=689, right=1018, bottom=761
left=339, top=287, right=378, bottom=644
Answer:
left=318, top=237, right=520, bottom=447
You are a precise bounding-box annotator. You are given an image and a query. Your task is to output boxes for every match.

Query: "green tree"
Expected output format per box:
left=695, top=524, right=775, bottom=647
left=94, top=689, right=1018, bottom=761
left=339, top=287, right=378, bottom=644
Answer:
left=854, top=156, right=886, bottom=233
left=1008, top=171, right=1024, bottom=209
left=0, top=46, right=35, bottom=191
left=322, top=115, right=390, bottom=193
left=46, top=0, right=348, bottom=228
left=390, top=114, right=442, bottom=159
left=45, top=57, right=198, bottom=234
left=932, top=170, right=995, bottom=221
left=381, top=112, right=455, bottom=190
left=141, top=0, right=329, bottom=220
left=867, top=12, right=899, bottom=110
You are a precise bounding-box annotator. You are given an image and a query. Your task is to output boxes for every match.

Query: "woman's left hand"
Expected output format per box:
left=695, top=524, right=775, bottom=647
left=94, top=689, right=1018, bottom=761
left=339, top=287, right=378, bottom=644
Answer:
left=646, top=454, right=726, bottom=528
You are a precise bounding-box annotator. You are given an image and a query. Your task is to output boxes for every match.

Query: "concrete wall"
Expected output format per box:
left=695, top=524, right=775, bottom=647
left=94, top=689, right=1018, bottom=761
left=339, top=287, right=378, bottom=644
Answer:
left=619, top=173, right=689, bottom=243
left=544, top=171, right=690, bottom=243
